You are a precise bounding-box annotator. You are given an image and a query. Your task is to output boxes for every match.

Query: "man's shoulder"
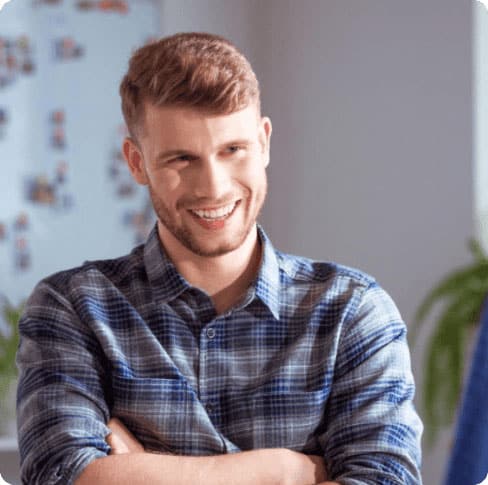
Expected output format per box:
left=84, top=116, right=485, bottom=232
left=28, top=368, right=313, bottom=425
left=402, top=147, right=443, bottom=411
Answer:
left=39, top=243, right=146, bottom=294
left=276, top=250, right=376, bottom=289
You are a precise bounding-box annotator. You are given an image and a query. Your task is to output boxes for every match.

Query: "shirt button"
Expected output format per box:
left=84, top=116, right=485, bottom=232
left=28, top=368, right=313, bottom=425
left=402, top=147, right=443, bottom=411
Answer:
left=206, top=327, right=216, bottom=339
left=206, top=403, right=214, bottom=414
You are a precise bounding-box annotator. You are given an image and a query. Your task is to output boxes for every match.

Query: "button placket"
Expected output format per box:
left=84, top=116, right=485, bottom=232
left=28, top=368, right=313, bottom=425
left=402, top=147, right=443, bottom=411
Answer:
left=201, top=320, right=221, bottom=420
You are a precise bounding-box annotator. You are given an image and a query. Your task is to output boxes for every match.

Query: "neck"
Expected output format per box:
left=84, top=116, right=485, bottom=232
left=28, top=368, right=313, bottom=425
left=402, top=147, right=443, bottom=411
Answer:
left=158, top=223, right=262, bottom=314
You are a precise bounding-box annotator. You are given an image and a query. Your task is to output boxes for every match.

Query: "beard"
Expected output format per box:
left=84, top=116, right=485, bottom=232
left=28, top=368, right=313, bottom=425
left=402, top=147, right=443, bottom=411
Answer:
left=147, top=182, right=266, bottom=258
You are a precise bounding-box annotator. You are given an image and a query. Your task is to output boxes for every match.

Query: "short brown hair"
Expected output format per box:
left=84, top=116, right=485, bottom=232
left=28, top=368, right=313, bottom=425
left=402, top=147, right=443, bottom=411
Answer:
left=120, top=32, right=261, bottom=139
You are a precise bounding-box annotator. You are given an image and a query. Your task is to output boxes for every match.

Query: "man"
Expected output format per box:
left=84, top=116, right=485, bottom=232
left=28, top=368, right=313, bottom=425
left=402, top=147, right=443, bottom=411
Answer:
left=16, top=32, right=422, bottom=484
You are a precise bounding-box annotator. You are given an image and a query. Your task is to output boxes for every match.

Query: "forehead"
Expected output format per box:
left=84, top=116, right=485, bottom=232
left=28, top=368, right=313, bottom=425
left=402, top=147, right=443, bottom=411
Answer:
left=141, top=103, right=260, bottom=149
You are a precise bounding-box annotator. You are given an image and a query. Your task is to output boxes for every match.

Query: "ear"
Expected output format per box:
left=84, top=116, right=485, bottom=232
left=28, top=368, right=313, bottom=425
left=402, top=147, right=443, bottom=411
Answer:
left=122, top=137, right=148, bottom=185
left=259, top=116, right=272, bottom=168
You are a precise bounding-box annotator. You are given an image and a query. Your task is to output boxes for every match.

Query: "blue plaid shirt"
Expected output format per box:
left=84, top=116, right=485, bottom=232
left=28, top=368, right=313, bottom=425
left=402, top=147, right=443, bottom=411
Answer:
left=17, top=226, right=422, bottom=484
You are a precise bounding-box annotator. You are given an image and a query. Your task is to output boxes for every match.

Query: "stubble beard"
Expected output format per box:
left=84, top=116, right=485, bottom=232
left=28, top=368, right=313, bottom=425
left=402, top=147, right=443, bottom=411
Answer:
left=147, top=182, right=267, bottom=258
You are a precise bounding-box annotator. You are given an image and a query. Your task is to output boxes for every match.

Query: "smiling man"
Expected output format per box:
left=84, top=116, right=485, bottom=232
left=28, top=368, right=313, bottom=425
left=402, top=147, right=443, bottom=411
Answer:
left=125, top=102, right=270, bottom=317
left=16, top=33, right=422, bottom=485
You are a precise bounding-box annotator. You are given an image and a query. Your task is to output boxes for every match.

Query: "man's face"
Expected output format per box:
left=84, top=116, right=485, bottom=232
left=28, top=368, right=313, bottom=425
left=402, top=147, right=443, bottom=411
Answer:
left=124, top=103, right=272, bottom=258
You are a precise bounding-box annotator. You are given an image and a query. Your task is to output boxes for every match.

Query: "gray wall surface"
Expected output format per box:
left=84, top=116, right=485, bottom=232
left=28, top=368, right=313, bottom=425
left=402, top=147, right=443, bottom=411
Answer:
left=0, top=2, right=474, bottom=484
left=161, top=1, right=473, bottom=484
left=0, top=449, right=19, bottom=485
left=256, top=3, right=473, bottom=484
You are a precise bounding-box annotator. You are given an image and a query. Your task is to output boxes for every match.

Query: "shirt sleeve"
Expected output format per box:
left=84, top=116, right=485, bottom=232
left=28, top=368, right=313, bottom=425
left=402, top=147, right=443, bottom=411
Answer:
left=16, top=278, right=111, bottom=485
left=319, top=282, right=423, bottom=484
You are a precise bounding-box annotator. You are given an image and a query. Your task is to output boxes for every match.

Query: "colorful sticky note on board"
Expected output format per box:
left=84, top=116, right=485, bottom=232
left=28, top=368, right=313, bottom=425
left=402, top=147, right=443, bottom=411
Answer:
left=15, top=237, right=31, bottom=271
left=56, top=160, right=68, bottom=184
left=0, top=107, right=8, bottom=139
left=76, top=0, right=129, bottom=14
left=76, top=0, right=96, bottom=11
left=0, top=35, right=35, bottom=88
left=53, top=37, right=84, bottom=62
left=98, top=1, right=128, bottom=14
left=51, top=110, right=65, bottom=124
left=25, top=175, right=56, bottom=205
left=35, top=0, right=63, bottom=6
left=14, top=212, right=28, bottom=231
left=50, top=109, right=66, bottom=149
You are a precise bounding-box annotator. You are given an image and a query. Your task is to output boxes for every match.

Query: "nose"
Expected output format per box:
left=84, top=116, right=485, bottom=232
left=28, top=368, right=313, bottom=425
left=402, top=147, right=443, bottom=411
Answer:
left=193, top=157, right=232, bottom=200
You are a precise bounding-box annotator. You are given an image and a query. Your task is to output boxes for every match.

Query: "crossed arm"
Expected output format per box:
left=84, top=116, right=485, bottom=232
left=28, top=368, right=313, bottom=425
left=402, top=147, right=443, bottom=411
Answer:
left=17, top=280, right=421, bottom=484
left=74, top=418, right=339, bottom=485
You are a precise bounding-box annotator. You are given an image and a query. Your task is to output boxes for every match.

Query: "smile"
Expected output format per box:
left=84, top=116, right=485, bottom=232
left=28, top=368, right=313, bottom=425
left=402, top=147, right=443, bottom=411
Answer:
left=190, top=201, right=239, bottom=221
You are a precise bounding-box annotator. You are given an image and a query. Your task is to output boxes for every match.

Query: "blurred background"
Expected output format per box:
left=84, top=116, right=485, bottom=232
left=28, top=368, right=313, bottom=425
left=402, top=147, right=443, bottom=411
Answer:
left=0, top=1, right=480, bottom=483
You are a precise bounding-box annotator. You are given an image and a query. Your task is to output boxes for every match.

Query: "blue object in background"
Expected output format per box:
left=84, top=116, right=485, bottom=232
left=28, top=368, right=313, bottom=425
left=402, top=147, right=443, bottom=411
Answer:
left=0, top=0, right=159, bottom=307
left=444, top=300, right=488, bottom=484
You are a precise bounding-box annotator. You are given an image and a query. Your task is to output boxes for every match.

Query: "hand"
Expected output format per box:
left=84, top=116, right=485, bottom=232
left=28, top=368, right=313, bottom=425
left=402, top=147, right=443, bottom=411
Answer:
left=280, top=450, right=327, bottom=485
left=305, top=455, right=327, bottom=484
left=106, top=417, right=145, bottom=455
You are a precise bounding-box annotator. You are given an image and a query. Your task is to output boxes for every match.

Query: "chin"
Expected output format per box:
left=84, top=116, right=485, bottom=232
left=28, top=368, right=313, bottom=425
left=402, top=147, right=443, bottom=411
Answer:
left=183, top=235, right=247, bottom=258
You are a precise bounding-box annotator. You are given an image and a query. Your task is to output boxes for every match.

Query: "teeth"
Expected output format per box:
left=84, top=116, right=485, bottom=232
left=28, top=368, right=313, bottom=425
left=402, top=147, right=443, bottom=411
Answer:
left=192, top=202, right=236, bottom=220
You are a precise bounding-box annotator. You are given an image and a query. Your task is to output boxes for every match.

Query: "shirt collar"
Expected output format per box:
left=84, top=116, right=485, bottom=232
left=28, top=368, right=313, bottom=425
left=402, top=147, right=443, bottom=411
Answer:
left=143, top=224, right=281, bottom=319
left=253, top=225, right=281, bottom=320
left=144, top=225, right=191, bottom=303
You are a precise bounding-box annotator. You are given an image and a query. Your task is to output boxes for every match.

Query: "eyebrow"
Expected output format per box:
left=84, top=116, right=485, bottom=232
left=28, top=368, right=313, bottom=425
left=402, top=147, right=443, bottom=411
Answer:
left=155, top=139, right=253, bottom=162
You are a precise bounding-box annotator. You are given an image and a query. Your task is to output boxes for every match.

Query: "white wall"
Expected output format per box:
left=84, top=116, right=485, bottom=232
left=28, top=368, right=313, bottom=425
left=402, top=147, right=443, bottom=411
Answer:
left=160, top=1, right=474, bottom=484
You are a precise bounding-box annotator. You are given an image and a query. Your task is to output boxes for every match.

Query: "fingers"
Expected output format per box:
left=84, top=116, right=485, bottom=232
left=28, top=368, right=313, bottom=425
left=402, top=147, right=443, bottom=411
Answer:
left=106, top=417, right=145, bottom=455
left=106, top=429, right=130, bottom=455
left=309, top=454, right=327, bottom=482
left=290, top=452, right=327, bottom=485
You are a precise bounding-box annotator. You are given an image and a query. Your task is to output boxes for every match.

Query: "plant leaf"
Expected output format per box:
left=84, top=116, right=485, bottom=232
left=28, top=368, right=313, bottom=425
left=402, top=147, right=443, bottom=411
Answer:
left=0, top=298, right=24, bottom=378
left=410, top=262, right=488, bottom=344
left=421, top=291, right=481, bottom=445
left=468, top=238, right=487, bottom=263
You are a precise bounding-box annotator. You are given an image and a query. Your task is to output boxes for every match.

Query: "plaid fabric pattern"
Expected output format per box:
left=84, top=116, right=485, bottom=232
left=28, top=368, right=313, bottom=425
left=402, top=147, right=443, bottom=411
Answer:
left=16, top=226, right=422, bottom=484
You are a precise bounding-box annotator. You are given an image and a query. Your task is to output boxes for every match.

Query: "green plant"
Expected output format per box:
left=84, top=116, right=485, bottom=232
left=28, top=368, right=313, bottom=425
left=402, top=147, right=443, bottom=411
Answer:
left=0, top=296, right=24, bottom=434
left=0, top=297, right=23, bottom=376
left=412, top=239, right=488, bottom=445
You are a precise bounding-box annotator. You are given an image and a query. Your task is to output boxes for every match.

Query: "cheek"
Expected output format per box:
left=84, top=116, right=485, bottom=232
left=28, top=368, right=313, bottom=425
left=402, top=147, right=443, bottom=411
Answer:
left=245, top=164, right=267, bottom=192
left=237, top=154, right=267, bottom=184
left=151, top=170, right=183, bottom=197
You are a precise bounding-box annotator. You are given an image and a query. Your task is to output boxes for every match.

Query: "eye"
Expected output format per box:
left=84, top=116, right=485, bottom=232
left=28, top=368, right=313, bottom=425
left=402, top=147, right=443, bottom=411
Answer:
left=225, top=145, right=245, bottom=155
left=170, top=154, right=193, bottom=163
